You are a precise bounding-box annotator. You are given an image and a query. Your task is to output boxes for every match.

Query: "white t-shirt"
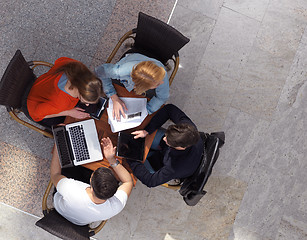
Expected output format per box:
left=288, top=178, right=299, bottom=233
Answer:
left=54, top=178, right=128, bottom=226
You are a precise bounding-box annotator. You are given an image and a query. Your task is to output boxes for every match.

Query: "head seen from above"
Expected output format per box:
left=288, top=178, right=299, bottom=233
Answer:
left=131, top=61, right=166, bottom=95
left=90, top=167, right=119, bottom=200
left=164, top=123, right=200, bottom=150
left=56, top=61, right=103, bottom=104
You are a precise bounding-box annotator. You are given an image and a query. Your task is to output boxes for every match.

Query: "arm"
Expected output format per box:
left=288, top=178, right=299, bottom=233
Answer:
left=50, top=146, right=66, bottom=188
left=44, top=107, right=90, bottom=119
left=101, top=137, right=133, bottom=197
left=145, top=104, right=196, bottom=134
left=95, top=63, right=118, bottom=97
left=127, top=160, right=174, bottom=188
left=95, top=63, right=128, bottom=120
left=146, top=73, right=170, bottom=114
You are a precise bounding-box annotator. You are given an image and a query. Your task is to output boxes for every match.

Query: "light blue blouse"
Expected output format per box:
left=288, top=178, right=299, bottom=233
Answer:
left=95, top=53, right=169, bottom=114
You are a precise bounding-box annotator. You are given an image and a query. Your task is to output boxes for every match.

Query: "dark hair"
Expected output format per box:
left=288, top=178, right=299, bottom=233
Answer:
left=55, top=61, right=103, bottom=103
left=165, top=123, right=200, bottom=148
left=91, top=167, right=119, bottom=200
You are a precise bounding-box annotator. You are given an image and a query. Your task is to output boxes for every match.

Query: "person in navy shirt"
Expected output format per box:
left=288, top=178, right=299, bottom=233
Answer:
left=127, top=104, right=203, bottom=187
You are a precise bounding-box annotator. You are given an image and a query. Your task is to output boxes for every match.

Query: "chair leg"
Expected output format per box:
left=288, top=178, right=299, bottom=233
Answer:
left=42, top=180, right=54, bottom=215
left=90, top=220, right=108, bottom=235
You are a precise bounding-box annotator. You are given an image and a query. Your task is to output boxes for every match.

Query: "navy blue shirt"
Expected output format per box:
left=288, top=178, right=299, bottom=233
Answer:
left=128, top=104, right=203, bottom=187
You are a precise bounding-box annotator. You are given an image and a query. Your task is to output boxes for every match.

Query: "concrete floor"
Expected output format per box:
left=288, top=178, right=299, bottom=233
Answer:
left=0, top=0, right=307, bottom=239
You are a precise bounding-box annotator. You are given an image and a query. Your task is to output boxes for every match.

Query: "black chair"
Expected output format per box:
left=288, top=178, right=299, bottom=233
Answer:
left=35, top=180, right=107, bottom=240
left=0, top=50, right=53, bottom=138
left=162, top=132, right=225, bottom=206
left=106, top=12, right=190, bottom=86
left=179, top=132, right=225, bottom=206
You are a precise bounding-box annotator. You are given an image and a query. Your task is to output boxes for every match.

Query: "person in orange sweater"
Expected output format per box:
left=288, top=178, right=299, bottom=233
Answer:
left=27, top=57, right=103, bottom=127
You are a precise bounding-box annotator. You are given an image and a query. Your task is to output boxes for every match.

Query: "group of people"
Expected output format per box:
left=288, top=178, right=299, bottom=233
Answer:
left=27, top=53, right=204, bottom=226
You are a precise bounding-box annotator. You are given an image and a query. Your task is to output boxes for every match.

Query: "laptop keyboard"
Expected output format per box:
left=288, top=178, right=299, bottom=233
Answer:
left=55, top=129, right=73, bottom=167
left=68, top=125, right=90, bottom=162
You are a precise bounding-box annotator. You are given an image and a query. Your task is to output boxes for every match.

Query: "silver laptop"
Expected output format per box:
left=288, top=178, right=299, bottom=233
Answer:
left=52, top=119, right=103, bottom=168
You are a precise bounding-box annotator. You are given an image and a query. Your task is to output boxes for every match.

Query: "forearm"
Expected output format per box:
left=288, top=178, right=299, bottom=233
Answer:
left=113, top=163, right=133, bottom=184
left=128, top=161, right=170, bottom=187
left=50, top=146, right=65, bottom=187
left=44, top=110, right=70, bottom=119
left=145, top=104, right=194, bottom=133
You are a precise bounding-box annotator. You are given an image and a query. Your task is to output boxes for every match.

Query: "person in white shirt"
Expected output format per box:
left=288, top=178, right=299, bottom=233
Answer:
left=50, top=137, right=133, bottom=226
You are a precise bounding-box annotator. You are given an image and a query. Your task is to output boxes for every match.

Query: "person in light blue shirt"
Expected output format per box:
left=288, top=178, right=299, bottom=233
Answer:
left=95, top=53, right=169, bottom=120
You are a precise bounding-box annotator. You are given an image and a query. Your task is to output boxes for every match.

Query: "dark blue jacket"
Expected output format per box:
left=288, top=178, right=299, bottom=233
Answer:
left=128, top=104, right=203, bottom=187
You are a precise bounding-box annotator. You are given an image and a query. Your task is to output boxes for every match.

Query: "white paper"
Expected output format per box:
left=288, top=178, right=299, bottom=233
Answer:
left=107, top=97, right=148, bottom=133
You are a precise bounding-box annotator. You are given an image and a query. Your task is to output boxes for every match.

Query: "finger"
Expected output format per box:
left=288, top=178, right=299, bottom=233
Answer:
left=106, top=137, right=111, bottom=144
left=120, top=108, right=126, bottom=119
left=116, top=111, right=121, bottom=121
left=131, top=131, right=139, bottom=135
left=133, top=135, right=140, bottom=139
left=122, top=103, right=128, bottom=111
left=112, top=109, right=116, bottom=120
left=75, top=107, right=85, bottom=111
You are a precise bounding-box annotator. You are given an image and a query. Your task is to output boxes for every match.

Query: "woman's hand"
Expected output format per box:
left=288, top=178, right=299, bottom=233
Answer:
left=131, top=130, right=149, bottom=139
left=66, top=107, right=90, bottom=119
left=101, top=137, right=116, bottom=163
left=111, top=94, right=128, bottom=121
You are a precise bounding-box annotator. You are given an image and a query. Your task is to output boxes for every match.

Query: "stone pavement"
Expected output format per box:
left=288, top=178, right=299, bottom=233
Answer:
left=0, top=0, right=306, bottom=239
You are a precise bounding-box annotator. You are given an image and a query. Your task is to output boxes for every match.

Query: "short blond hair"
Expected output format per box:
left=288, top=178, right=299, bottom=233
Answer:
left=131, top=61, right=166, bottom=95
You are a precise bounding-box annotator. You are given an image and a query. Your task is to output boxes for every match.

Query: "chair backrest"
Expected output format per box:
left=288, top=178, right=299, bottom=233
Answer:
left=179, top=132, right=225, bottom=206
left=0, top=50, right=36, bottom=109
left=35, top=209, right=93, bottom=240
left=131, top=12, right=190, bottom=65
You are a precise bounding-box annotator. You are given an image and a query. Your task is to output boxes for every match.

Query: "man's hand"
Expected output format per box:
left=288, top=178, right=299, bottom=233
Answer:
left=67, top=107, right=90, bottom=119
left=131, top=130, right=149, bottom=139
left=101, top=137, right=116, bottom=164
left=111, top=94, right=128, bottom=121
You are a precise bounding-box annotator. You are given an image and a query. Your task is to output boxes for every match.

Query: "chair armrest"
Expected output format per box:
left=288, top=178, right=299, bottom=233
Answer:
left=106, top=29, right=137, bottom=63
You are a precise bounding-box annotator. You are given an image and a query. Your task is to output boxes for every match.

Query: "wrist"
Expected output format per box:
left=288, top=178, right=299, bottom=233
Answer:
left=110, top=159, right=120, bottom=168
left=110, top=94, right=119, bottom=101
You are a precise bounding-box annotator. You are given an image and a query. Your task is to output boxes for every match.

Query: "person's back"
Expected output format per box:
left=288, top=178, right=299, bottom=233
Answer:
left=54, top=177, right=127, bottom=225
left=50, top=137, right=133, bottom=226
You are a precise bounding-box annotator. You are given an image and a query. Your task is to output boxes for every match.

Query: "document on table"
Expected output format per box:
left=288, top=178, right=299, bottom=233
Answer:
left=107, top=97, right=148, bottom=133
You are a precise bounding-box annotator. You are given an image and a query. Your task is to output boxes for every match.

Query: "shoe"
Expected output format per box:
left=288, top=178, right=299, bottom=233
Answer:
left=166, top=179, right=182, bottom=186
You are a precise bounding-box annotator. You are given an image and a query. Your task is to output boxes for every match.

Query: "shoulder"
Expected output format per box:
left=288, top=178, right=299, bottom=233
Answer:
left=56, top=178, right=89, bottom=193
left=112, top=189, right=128, bottom=204
left=54, top=57, right=79, bottom=65
left=122, top=53, right=164, bottom=66
left=52, top=57, right=79, bottom=70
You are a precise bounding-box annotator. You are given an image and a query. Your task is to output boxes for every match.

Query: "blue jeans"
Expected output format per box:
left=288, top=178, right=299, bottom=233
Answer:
left=144, top=128, right=165, bottom=173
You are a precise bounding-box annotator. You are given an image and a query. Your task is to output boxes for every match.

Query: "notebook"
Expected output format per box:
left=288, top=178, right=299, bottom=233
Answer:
left=116, top=132, right=145, bottom=162
left=52, top=119, right=103, bottom=168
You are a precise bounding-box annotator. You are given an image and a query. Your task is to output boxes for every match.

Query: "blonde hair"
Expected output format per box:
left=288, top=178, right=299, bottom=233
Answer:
left=55, top=61, right=103, bottom=103
left=131, top=61, right=166, bottom=95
